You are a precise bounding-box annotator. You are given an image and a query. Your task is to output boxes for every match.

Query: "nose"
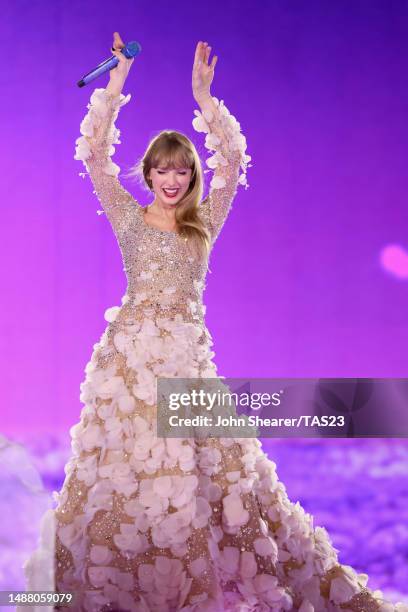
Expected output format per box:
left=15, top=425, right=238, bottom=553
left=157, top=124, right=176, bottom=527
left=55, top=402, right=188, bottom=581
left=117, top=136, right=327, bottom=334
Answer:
left=164, top=172, right=180, bottom=186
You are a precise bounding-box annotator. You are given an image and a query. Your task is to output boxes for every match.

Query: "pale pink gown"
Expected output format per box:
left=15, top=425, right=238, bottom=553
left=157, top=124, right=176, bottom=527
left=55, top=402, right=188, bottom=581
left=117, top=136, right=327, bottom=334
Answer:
left=22, top=87, right=406, bottom=612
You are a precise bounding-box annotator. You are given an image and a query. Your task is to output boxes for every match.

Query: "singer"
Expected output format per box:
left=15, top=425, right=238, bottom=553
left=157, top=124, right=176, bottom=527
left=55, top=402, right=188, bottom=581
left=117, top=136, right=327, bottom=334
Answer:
left=21, top=32, right=404, bottom=611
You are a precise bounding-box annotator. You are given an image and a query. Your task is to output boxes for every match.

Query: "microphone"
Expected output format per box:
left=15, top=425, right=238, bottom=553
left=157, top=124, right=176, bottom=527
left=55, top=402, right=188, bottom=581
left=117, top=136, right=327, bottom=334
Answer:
left=77, top=41, right=142, bottom=88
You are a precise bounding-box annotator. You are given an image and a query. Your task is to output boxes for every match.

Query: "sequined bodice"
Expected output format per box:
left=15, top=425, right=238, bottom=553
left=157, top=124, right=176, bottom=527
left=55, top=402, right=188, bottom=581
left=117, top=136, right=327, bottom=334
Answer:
left=113, top=205, right=209, bottom=326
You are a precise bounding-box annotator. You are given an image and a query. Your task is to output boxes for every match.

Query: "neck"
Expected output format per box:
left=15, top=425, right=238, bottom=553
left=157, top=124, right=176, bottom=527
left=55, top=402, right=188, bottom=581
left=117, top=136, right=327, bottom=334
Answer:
left=149, top=199, right=177, bottom=219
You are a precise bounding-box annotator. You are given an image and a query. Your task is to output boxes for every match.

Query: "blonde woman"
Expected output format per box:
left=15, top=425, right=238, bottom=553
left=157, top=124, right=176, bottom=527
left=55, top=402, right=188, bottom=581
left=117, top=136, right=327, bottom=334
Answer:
left=30, top=32, right=405, bottom=611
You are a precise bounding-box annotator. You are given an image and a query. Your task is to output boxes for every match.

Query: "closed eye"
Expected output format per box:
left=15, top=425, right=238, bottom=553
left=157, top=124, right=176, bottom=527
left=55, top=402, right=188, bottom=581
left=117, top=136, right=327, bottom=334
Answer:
left=157, top=170, right=188, bottom=175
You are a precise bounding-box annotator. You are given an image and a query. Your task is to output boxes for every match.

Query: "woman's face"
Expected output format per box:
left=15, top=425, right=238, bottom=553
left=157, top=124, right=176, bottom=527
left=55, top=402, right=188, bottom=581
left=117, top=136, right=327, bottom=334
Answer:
left=148, top=165, right=193, bottom=207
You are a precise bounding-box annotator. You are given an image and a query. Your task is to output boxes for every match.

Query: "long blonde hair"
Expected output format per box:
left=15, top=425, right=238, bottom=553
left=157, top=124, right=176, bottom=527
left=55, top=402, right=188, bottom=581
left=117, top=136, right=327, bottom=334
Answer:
left=126, top=130, right=211, bottom=263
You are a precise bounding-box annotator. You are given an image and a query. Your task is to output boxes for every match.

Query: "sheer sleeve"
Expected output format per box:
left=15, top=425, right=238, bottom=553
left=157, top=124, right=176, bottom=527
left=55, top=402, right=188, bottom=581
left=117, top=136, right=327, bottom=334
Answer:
left=74, top=88, right=140, bottom=238
left=192, top=97, right=251, bottom=246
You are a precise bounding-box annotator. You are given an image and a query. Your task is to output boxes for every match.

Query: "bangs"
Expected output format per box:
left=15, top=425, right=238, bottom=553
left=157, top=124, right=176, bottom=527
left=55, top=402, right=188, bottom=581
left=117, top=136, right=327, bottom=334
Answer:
left=150, top=139, right=195, bottom=170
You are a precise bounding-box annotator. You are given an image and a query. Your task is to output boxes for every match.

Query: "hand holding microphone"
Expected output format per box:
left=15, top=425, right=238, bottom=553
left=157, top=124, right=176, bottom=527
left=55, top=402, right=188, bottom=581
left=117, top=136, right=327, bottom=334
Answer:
left=108, top=32, right=136, bottom=92
left=77, top=32, right=140, bottom=95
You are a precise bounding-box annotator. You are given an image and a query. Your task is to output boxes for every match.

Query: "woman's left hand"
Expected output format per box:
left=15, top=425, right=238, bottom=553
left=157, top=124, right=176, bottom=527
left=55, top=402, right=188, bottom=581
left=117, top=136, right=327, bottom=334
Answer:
left=192, top=41, right=218, bottom=104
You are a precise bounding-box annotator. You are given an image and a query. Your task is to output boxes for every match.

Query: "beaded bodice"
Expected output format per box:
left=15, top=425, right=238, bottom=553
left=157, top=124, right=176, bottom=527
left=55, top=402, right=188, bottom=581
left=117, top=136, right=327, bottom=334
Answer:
left=109, top=204, right=209, bottom=327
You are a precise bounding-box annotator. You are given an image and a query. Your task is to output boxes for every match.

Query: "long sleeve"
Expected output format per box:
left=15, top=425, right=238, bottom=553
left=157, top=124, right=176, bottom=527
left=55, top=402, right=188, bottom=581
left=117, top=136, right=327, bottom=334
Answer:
left=74, top=88, right=139, bottom=238
left=192, top=97, right=251, bottom=245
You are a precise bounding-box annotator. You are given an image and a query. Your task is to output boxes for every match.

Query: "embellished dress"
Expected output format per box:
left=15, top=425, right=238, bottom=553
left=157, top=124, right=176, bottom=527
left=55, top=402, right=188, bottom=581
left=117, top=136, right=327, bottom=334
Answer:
left=24, top=88, right=407, bottom=612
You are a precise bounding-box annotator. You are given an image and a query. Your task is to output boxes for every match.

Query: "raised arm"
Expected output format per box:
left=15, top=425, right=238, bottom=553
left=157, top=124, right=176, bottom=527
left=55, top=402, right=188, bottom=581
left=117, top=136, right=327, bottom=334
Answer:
left=74, top=33, right=139, bottom=238
left=191, top=42, right=251, bottom=245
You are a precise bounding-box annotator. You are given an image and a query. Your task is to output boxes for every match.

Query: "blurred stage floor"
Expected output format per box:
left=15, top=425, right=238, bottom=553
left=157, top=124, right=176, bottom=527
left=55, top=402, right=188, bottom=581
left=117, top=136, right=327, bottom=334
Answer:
left=1, top=433, right=407, bottom=604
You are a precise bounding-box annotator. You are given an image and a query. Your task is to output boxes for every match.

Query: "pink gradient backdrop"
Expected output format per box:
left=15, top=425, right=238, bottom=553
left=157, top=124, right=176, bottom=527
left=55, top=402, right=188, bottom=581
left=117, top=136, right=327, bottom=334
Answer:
left=1, top=0, right=407, bottom=433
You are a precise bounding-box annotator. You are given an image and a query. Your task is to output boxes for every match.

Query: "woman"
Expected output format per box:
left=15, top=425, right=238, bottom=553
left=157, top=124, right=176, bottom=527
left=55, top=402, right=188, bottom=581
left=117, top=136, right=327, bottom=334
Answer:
left=29, top=33, right=405, bottom=611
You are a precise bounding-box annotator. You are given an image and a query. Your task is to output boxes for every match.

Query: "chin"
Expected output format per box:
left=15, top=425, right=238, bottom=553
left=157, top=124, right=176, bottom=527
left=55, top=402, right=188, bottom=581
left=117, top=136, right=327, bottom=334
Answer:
left=163, top=197, right=184, bottom=207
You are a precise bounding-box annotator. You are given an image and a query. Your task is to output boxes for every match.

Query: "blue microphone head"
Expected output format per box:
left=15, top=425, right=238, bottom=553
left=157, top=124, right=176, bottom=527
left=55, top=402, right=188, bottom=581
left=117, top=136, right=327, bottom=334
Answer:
left=122, top=41, right=142, bottom=59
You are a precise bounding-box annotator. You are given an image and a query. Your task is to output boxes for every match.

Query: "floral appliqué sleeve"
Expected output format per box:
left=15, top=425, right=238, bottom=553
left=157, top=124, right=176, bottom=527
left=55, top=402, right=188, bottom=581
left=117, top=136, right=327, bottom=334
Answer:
left=192, top=97, right=251, bottom=245
left=74, top=88, right=139, bottom=238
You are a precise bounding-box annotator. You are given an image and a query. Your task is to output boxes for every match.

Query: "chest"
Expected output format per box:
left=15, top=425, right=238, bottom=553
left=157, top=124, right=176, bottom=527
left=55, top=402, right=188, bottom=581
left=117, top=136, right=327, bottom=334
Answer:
left=121, top=222, right=206, bottom=282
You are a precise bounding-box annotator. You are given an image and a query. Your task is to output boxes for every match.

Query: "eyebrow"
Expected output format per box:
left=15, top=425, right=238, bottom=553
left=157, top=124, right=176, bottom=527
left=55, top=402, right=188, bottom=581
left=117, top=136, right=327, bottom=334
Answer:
left=156, top=166, right=189, bottom=170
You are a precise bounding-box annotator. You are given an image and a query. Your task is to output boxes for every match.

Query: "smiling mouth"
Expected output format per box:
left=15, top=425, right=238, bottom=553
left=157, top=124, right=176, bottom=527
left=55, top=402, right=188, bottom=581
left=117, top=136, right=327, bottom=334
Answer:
left=162, top=188, right=179, bottom=198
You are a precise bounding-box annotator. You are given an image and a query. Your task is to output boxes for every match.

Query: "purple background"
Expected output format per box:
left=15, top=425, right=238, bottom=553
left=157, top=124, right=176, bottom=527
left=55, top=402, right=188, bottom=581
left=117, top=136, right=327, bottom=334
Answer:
left=1, top=1, right=408, bottom=602
left=2, top=0, right=408, bottom=432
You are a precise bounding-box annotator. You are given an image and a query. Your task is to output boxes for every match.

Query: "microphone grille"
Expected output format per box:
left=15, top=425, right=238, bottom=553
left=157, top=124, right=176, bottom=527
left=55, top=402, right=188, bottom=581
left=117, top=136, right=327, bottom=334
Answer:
left=124, top=41, right=142, bottom=58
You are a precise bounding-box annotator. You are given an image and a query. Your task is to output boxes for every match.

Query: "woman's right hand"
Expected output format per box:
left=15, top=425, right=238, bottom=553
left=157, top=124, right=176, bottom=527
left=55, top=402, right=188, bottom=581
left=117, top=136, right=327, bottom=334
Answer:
left=106, top=32, right=134, bottom=96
